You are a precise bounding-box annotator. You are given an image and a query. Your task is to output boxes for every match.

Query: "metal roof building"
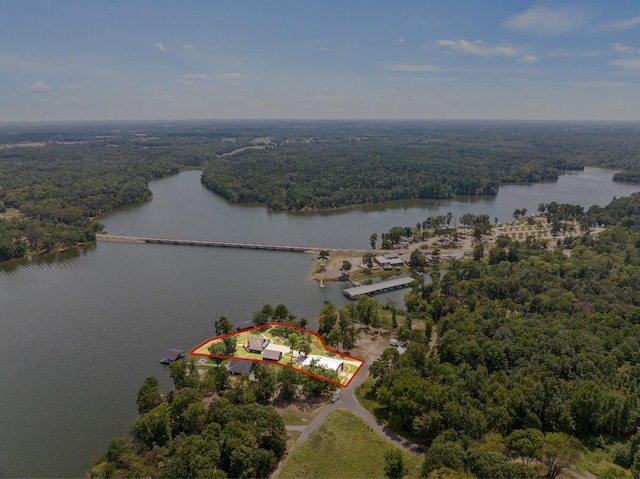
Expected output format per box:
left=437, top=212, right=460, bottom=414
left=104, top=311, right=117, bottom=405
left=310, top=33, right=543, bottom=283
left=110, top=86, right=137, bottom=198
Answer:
left=301, top=355, right=344, bottom=373
left=342, top=276, right=414, bottom=299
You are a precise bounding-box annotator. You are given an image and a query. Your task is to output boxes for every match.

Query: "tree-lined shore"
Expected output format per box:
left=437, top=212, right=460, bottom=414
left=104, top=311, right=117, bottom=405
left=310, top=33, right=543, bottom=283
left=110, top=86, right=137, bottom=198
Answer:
left=3, top=120, right=640, bottom=261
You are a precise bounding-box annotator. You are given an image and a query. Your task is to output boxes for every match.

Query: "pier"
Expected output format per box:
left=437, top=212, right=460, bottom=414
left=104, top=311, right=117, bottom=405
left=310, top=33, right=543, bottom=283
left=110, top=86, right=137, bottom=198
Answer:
left=342, top=277, right=414, bottom=299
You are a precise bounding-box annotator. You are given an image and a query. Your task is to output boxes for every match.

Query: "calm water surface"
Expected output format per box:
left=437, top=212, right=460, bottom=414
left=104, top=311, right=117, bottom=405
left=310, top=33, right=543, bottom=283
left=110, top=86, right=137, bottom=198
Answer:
left=0, top=167, right=637, bottom=477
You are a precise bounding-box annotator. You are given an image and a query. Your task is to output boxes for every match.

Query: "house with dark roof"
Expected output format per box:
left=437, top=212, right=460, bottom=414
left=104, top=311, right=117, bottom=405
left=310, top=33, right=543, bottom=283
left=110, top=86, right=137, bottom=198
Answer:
left=243, top=336, right=271, bottom=354
left=262, top=348, right=283, bottom=362
left=226, top=359, right=253, bottom=375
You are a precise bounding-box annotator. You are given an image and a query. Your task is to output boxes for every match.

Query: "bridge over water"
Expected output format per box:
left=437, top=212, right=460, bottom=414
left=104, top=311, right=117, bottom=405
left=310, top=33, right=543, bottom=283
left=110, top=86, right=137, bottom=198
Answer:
left=96, top=234, right=369, bottom=254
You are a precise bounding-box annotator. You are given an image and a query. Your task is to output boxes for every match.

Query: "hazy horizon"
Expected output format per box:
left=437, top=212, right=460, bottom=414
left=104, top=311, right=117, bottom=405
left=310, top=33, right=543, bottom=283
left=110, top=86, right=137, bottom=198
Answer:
left=2, top=1, right=640, bottom=122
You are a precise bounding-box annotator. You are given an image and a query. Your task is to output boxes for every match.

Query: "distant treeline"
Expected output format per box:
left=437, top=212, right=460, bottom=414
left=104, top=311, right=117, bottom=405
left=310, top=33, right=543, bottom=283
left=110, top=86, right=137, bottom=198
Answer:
left=2, top=120, right=640, bottom=261
left=201, top=121, right=640, bottom=211
left=0, top=124, right=247, bottom=261
left=201, top=141, right=560, bottom=210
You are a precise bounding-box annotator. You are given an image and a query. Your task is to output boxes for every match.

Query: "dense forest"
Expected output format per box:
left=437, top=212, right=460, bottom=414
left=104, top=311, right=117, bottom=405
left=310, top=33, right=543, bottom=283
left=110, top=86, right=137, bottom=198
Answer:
left=1, top=120, right=640, bottom=260
left=0, top=121, right=251, bottom=260
left=201, top=121, right=640, bottom=211
left=359, top=195, right=640, bottom=478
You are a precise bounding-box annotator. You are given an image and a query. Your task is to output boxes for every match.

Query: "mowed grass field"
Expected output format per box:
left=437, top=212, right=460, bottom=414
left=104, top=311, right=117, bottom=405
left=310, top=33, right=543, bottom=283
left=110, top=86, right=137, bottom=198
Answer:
left=277, top=410, right=423, bottom=479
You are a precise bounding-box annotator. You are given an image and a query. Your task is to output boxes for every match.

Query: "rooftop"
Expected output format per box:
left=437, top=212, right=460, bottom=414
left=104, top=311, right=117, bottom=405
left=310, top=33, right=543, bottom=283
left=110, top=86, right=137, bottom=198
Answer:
left=302, top=355, right=344, bottom=371
left=342, top=276, right=413, bottom=299
left=227, top=359, right=253, bottom=375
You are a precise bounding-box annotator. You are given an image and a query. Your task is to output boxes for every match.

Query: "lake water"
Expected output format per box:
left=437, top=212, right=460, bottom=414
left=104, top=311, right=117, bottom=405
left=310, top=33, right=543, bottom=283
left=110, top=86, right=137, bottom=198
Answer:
left=0, top=167, right=637, bottom=477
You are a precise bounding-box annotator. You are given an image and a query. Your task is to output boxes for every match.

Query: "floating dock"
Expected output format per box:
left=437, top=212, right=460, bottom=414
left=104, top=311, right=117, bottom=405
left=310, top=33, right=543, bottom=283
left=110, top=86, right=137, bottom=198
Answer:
left=342, top=277, right=414, bottom=299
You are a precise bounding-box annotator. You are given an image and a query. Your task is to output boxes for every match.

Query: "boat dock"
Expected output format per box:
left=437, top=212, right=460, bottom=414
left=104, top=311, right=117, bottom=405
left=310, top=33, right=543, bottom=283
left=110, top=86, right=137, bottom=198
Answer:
left=342, top=277, right=414, bottom=299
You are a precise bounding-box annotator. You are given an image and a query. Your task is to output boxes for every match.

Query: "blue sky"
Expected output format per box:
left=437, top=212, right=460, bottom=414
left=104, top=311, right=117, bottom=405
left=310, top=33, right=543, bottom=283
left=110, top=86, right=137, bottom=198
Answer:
left=1, top=1, right=639, bottom=121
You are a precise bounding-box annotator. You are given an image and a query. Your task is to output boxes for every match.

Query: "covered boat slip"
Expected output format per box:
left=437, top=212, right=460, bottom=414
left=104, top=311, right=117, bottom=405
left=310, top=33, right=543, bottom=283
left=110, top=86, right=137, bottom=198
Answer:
left=342, top=276, right=414, bottom=299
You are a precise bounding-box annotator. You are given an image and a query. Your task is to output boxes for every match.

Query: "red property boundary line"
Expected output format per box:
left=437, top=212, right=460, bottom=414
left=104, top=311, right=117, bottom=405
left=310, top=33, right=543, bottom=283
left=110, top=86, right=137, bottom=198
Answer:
left=190, top=322, right=365, bottom=388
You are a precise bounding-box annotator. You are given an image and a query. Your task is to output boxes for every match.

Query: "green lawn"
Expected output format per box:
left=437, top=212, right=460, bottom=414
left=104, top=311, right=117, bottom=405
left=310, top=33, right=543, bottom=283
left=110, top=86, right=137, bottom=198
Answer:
left=277, top=410, right=423, bottom=479
left=355, top=377, right=390, bottom=424
left=191, top=324, right=364, bottom=386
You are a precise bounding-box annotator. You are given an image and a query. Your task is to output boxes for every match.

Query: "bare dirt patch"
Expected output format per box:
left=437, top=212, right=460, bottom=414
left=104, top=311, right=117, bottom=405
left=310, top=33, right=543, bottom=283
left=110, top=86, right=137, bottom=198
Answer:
left=348, top=329, right=390, bottom=363
left=310, top=251, right=370, bottom=283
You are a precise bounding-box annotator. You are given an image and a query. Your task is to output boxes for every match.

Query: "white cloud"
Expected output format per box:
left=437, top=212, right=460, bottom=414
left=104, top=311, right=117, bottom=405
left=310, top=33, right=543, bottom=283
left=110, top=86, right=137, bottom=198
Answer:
left=596, top=16, right=640, bottom=32
left=504, top=5, right=589, bottom=35
left=438, top=39, right=517, bottom=58
left=546, top=49, right=607, bottom=58
left=35, top=96, right=87, bottom=105
left=611, top=43, right=634, bottom=54
left=28, top=81, right=50, bottom=91
left=384, top=63, right=443, bottom=72
left=183, top=43, right=195, bottom=50
left=397, top=38, right=405, bottom=43
left=611, top=57, right=640, bottom=70
left=178, top=73, right=210, bottom=85
left=305, top=40, right=329, bottom=51
left=215, top=73, right=248, bottom=85
left=154, top=42, right=166, bottom=53
left=518, top=54, right=539, bottom=64
left=181, top=73, right=210, bottom=80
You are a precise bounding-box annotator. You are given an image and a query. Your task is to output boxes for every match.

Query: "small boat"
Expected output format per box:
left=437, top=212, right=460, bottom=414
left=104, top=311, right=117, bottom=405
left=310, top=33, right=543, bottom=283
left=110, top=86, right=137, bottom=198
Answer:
left=320, top=279, right=325, bottom=288
left=160, top=349, right=185, bottom=364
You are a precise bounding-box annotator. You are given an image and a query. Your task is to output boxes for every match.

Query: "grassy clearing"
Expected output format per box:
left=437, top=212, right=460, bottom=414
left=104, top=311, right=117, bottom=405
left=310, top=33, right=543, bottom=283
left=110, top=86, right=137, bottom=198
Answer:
left=578, top=445, right=630, bottom=478
left=355, top=377, right=390, bottom=424
left=250, top=136, right=273, bottom=145
left=276, top=402, right=325, bottom=426
left=0, top=208, right=19, bottom=219
left=286, top=430, right=301, bottom=445
left=277, top=410, right=423, bottom=479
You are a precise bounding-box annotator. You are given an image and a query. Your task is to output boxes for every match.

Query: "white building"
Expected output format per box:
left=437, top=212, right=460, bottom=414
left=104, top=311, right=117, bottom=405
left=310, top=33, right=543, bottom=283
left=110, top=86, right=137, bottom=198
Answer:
left=301, top=355, right=344, bottom=373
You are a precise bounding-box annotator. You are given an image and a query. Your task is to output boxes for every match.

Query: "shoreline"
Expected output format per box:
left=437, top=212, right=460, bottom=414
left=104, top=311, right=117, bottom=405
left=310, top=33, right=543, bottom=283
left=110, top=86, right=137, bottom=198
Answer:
left=308, top=217, right=605, bottom=283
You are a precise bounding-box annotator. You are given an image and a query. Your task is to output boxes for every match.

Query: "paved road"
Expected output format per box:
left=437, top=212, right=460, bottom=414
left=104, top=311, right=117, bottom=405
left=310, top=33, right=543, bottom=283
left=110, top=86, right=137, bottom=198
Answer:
left=294, top=361, right=425, bottom=454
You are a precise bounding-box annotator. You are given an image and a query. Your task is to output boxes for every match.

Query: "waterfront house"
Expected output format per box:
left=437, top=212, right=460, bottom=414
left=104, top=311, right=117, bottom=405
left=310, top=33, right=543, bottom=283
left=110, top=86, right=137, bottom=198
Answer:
left=262, top=348, right=283, bottom=362
left=243, top=336, right=271, bottom=354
